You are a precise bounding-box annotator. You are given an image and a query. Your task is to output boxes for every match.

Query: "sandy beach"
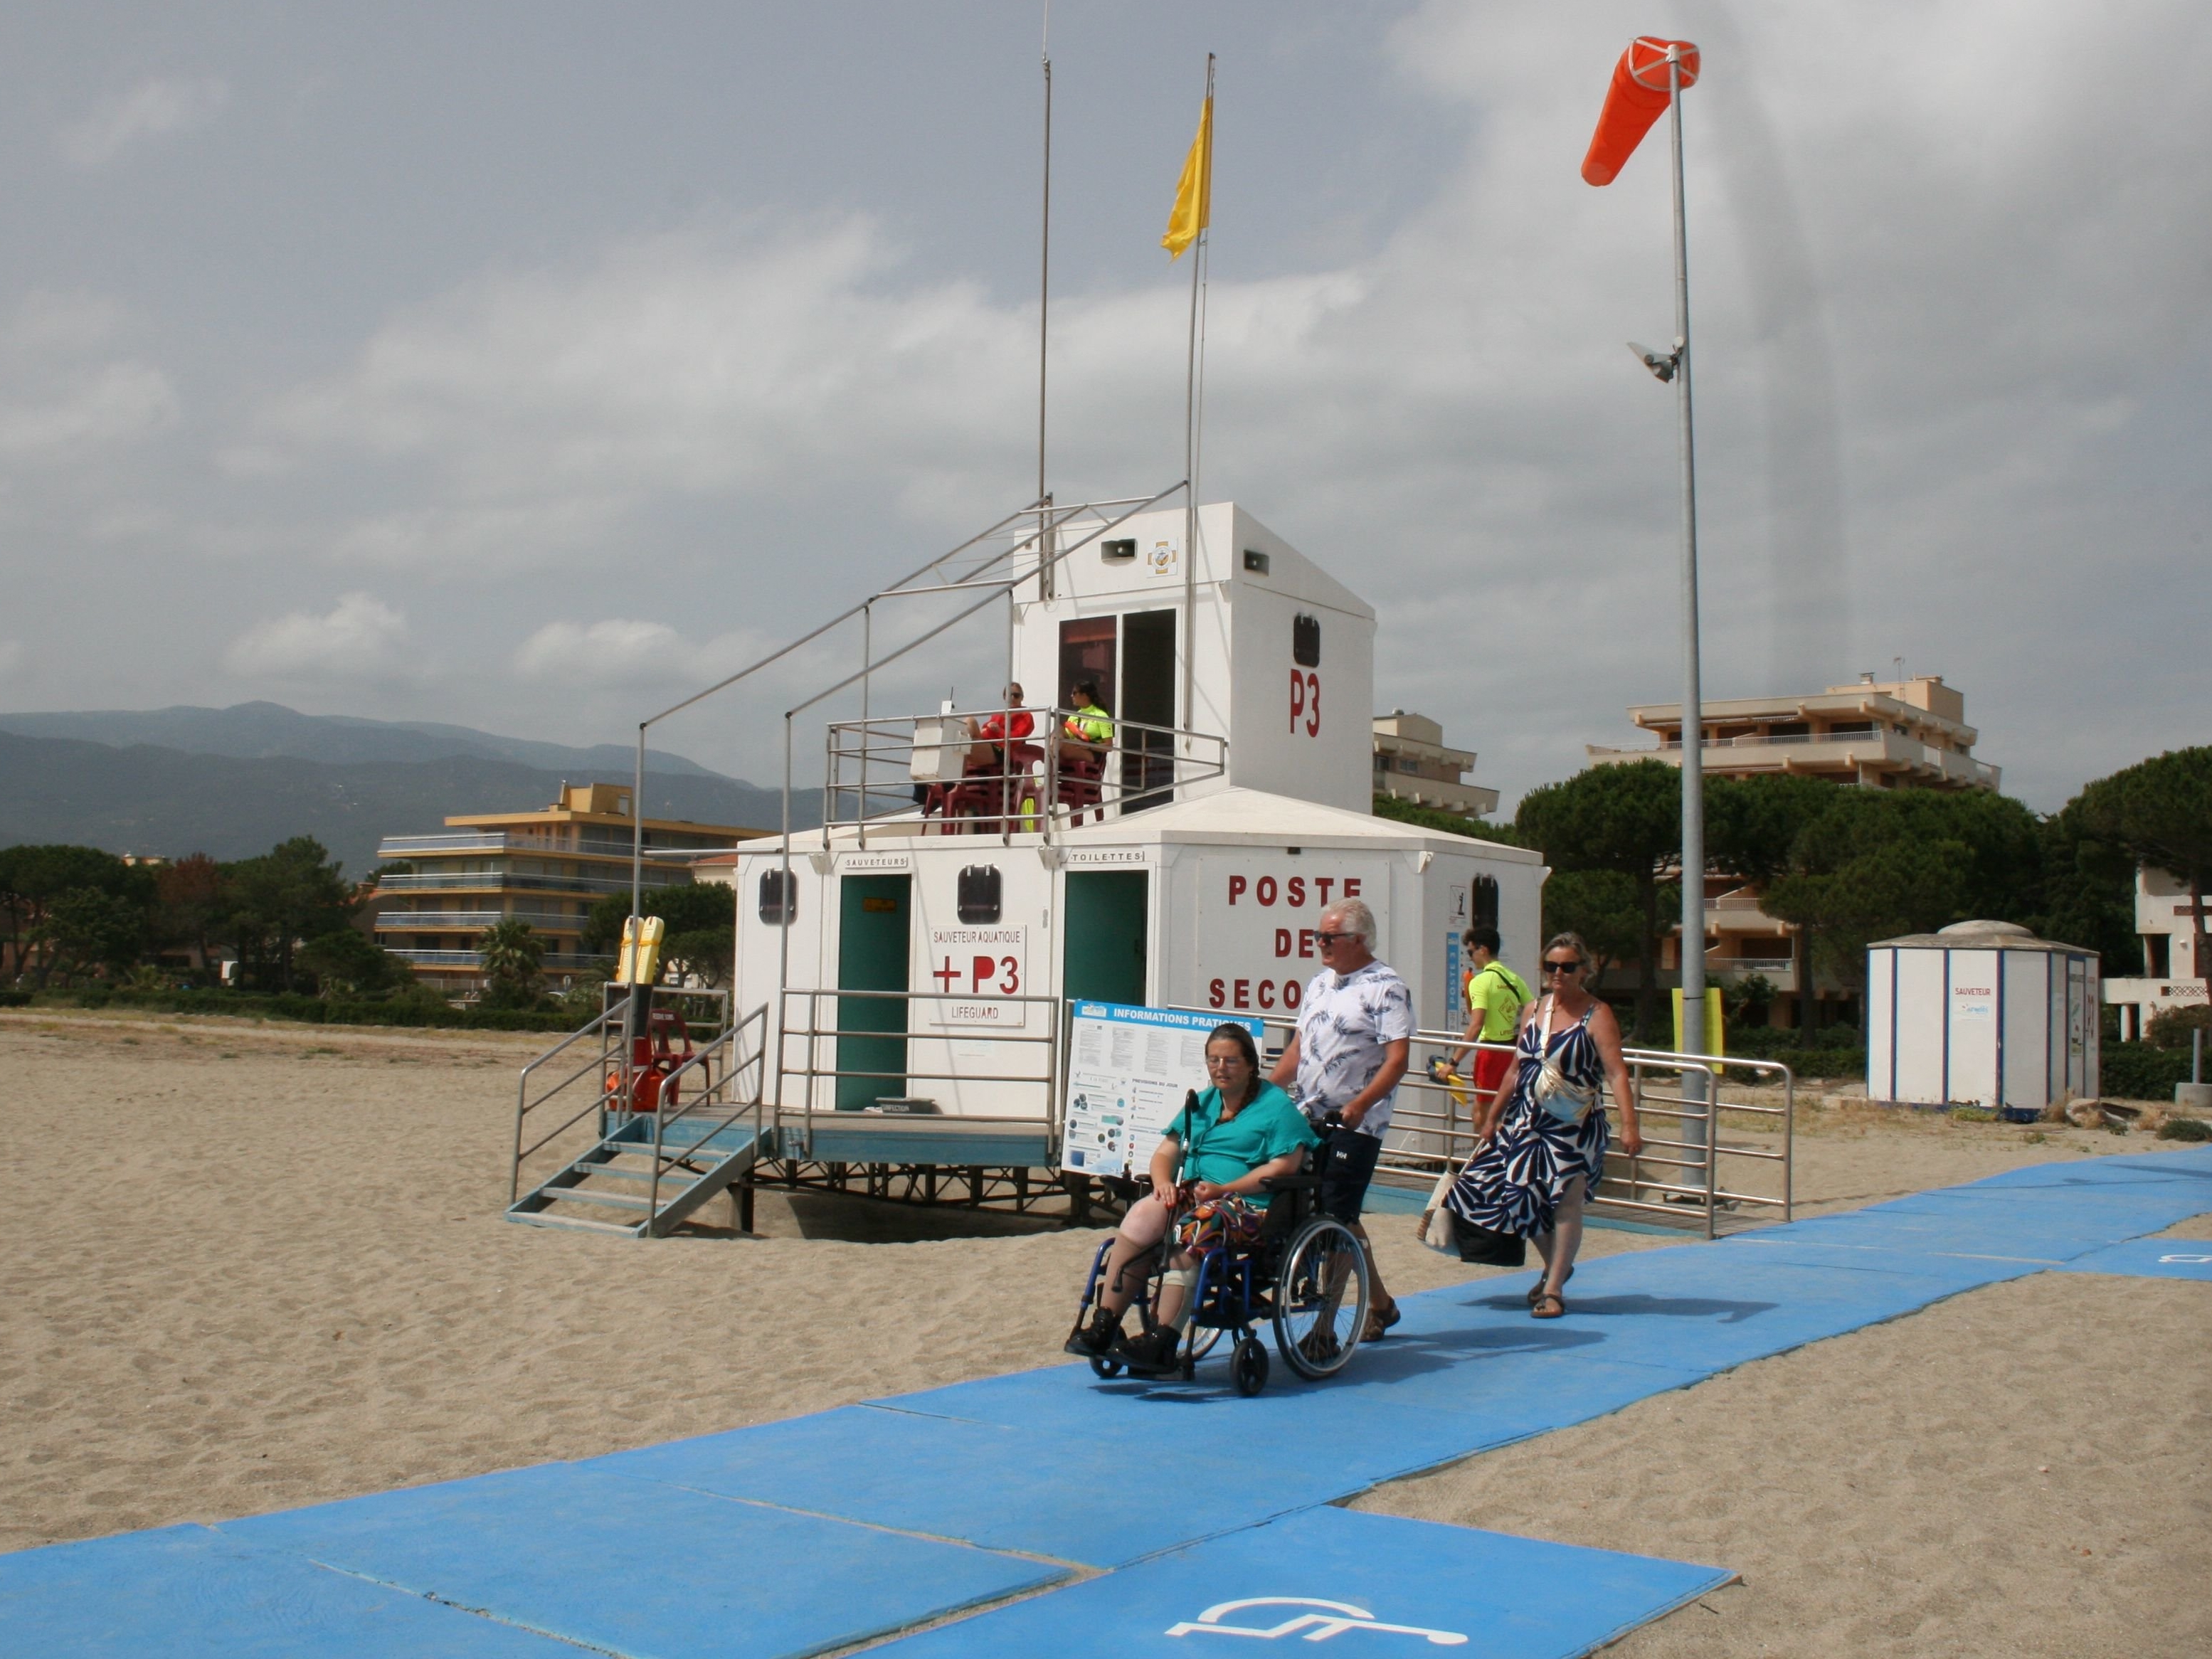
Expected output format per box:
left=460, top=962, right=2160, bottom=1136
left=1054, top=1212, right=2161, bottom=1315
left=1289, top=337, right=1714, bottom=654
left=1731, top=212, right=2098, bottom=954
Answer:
left=3, top=1009, right=2204, bottom=1655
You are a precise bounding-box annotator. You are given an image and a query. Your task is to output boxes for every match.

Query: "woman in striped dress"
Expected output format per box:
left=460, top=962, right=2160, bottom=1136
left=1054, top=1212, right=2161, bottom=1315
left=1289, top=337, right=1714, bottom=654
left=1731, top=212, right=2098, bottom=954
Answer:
left=1446, top=932, right=1641, bottom=1318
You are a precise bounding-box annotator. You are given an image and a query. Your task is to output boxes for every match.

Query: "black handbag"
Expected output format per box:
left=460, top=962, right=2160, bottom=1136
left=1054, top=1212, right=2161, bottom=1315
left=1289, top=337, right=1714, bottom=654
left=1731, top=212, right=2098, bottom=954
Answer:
left=1449, top=1212, right=1528, bottom=1267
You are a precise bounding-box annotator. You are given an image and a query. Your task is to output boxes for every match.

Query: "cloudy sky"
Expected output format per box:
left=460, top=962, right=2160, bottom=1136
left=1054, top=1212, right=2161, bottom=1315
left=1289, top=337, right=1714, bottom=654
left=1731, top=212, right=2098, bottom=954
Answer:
left=1, top=1, right=2203, bottom=812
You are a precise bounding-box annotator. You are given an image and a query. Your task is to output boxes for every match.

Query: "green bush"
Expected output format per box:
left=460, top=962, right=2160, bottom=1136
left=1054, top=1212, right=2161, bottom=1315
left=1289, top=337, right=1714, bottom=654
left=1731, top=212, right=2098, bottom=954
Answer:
left=2157, top=1117, right=2211, bottom=1142
left=2146, top=1004, right=2211, bottom=1050
left=0, top=989, right=31, bottom=1008
left=2102, top=1042, right=2196, bottom=1101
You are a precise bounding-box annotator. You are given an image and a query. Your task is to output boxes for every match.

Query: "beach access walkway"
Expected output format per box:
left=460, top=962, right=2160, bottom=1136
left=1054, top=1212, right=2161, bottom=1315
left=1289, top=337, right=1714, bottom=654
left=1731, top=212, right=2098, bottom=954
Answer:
left=6, top=1147, right=2208, bottom=1658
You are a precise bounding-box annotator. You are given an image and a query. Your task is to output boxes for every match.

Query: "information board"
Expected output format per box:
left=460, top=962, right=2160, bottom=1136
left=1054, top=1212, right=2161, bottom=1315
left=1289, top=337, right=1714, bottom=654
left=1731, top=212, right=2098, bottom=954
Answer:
left=1059, top=1002, right=1264, bottom=1180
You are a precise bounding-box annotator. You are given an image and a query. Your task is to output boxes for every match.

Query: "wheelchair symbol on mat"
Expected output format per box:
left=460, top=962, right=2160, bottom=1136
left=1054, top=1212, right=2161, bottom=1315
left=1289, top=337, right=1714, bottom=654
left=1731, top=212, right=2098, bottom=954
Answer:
left=1166, top=1597, right=1469, bottom=1645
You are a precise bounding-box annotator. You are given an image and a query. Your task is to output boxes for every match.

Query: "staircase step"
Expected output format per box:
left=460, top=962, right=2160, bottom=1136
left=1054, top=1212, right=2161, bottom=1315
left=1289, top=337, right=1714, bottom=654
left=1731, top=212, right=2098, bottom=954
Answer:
left=596, top=1132, right=758, bottom=1160
left=579, top=1162, right=731, bottom=1184
left=506, top=1212, right=642, bottom=1236
left=543, top=1189, right=655, bottom=1212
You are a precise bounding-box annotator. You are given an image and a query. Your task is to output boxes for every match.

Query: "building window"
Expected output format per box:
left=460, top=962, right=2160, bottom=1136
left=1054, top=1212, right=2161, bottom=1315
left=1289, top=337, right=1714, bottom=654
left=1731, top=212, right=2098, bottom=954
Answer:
left=1471, top=875, right=1500, bottom=934
left=957, top=864, right=1002, bottom=924
left=759, top=869, right=797, bottom=925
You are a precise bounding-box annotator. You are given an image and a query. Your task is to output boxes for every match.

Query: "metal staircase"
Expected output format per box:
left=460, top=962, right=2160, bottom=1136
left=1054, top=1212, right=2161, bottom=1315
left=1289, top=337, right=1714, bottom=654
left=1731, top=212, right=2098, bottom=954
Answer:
left=506, top=1000, right=773, bottom=1238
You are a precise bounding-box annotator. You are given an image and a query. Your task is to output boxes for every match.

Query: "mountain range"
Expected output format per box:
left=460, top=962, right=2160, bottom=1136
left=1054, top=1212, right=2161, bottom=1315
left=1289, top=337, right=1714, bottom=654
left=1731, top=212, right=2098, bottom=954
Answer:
left=0, top=704, right=803, bottom=876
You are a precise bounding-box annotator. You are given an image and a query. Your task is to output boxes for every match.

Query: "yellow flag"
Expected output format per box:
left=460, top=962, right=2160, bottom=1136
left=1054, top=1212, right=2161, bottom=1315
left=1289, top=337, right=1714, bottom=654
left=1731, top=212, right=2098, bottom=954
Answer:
left=1161, top=95, right=1213, bottom=259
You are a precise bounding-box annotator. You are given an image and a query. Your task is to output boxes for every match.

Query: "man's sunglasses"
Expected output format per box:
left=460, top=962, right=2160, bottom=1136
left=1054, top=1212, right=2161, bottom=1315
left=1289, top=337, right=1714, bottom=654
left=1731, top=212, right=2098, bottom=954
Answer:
left=1314, top=931, right=1358, bottom=945
left=1542, top=959, right=1586, bottom=976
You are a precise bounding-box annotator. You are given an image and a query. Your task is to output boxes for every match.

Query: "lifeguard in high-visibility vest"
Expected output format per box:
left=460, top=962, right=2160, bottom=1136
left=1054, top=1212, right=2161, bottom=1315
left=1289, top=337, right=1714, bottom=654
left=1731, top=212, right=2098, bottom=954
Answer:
left=1057, top=679, right=1116, bottom=825
left=1432, top=926, right=1531, bottom=1098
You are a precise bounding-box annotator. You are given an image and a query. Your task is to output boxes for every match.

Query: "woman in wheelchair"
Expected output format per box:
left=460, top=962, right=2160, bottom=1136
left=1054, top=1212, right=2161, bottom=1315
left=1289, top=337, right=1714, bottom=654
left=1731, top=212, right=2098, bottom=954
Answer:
left=1068, top=1023, right=1318, bottom=1374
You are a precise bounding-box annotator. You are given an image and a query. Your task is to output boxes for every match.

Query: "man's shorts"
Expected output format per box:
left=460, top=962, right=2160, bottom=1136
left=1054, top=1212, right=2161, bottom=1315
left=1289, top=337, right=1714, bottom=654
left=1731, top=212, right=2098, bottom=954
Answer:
left=1472, top=1046, right=1515, bottom=1097
left=1311, top=1124, right=1381, bottom=1223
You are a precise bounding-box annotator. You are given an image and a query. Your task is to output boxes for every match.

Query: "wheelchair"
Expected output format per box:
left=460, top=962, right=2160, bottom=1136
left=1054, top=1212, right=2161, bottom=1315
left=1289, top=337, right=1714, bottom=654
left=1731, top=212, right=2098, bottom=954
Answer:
left=1067, top=1165, right=1370, bottom=1397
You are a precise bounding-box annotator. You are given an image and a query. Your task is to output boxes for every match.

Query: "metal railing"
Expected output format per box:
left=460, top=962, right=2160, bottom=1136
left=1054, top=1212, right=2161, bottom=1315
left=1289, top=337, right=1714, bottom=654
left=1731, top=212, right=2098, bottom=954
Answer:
left=510, top=1000, right=625, bottom=1203
left=624, top=1001, right=771, bottom=1234
left=373, top=870, right=687, bottom=894
left=1160, top=1005, right=1794, bottom=1240
left=380, top=832, right=726, bottom=857
left=375, top=910, right=579, bottom=931
left=773, top=985, right=1064, bottom=1151
left=388, top=948, right=610, bottom=970
left=508, top=986, right=733, bottom=1204
left=819, top=704, right=1229, bottom=844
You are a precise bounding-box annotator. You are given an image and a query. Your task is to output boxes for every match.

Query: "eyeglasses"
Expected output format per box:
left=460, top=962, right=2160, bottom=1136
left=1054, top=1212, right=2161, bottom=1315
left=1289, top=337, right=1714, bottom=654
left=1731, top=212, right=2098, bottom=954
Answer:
left=1315, top=931, right=1358, bottom=946
left=1205, top=1054, right=1248, bottom=1069
left=1542, top=960, right=1586, bottom=976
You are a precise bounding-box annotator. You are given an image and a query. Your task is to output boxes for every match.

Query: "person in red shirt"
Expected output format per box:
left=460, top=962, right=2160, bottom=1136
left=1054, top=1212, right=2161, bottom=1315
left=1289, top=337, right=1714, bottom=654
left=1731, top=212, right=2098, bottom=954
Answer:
left=965, top=682, right=1034, bottom=776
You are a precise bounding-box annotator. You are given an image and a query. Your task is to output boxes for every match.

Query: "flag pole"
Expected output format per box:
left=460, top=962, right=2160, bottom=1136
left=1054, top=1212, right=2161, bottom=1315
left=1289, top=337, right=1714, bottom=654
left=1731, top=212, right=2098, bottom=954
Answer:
left=1180, top=53, right=1213, bottom=746
left=1037, top=10, right=1054, bottom=598
left=1666, top=42, right=1711, bottom=1177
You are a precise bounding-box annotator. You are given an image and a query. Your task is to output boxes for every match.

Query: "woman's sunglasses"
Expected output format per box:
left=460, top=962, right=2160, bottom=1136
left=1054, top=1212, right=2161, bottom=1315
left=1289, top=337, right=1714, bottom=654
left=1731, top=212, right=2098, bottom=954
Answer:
left=1542, top=959, right=1586, bottom=976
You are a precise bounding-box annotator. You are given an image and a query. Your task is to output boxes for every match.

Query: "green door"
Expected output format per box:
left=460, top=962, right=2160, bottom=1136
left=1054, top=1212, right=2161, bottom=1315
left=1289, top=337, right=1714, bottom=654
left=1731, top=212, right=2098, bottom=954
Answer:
left=1063, top=871, right=1148, bottom=1007
left=836, top=875, right=910, bottom=1109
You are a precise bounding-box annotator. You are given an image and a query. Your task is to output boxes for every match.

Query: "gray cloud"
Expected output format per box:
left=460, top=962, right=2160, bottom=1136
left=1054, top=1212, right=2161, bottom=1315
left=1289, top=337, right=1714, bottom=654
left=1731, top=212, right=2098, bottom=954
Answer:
left=58, top=76, right=229, bottom=168
left=0, top=1, right=2202, bottom=815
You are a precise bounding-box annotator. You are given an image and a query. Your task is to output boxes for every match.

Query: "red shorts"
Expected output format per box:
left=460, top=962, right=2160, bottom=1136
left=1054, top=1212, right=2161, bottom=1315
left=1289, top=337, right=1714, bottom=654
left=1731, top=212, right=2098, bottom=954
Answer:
left=1471, top=1046, right=1515, bottom=1096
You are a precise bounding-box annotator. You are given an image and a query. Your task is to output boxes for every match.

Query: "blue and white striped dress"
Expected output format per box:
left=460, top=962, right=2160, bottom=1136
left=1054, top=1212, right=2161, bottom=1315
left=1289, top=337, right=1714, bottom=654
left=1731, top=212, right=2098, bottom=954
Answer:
left=1446, top=998, right=1609, bottom=1239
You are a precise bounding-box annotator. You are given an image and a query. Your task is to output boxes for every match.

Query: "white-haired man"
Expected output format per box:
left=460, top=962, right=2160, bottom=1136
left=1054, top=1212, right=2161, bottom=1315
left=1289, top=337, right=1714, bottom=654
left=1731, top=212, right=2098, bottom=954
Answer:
left=1269, top=896, right=1411, bottom=1342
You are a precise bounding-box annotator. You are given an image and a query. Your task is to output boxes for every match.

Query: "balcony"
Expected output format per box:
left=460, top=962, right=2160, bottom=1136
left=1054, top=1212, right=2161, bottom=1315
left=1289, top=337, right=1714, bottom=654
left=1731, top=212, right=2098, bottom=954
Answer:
left=1588, top=730, right=1999, bottom=790
left=371, top=870, right=683, bottom=895
left=374, top=911, right=581, bottom=933
left=376, top=832, right=709, bottom=861
left=386, top=948, right=613, bottom=970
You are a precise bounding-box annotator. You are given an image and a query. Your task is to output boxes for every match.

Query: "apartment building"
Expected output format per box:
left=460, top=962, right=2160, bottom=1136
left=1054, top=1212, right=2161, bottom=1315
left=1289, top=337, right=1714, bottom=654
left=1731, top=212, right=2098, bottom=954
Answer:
left=1587, top=673, right=1999, bottom=793
left=1586, top=675, right=2001, bottom=1029
left=2105, top=866, right=2210, bottom=1039
left=371, top=783, right=765, bottom=995
left=1372, top=711, right=1499, bottom=820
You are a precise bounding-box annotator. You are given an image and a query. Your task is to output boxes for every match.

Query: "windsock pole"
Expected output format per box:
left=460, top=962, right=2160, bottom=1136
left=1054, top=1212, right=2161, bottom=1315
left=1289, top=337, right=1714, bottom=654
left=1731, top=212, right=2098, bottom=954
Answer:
left=1663, top=43, right=1711, bottom=1176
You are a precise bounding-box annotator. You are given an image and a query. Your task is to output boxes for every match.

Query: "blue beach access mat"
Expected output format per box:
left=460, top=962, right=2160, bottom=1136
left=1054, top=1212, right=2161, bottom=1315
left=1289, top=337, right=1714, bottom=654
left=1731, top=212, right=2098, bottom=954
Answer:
left=6, top=1145, right=2207, bottom=1658
left=868, top=1505, right=1733, bottom=1659
left=2055, top=1236, right=2212, bottom=1281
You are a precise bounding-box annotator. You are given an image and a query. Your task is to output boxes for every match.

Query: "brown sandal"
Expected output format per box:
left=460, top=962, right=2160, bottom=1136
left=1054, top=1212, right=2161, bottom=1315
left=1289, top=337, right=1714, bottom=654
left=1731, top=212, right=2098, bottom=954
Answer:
left=1530, top=1291, right=1566, bottom=1319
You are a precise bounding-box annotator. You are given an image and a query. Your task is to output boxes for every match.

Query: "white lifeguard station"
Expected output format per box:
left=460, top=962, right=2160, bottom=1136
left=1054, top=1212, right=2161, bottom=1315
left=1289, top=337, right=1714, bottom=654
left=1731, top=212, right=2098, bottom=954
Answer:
left=503, top=489, right=1807, bottom=1241
left=722, top=494, right=1542, bottom=1184
left=503, top=489, right=1541, bottom=1234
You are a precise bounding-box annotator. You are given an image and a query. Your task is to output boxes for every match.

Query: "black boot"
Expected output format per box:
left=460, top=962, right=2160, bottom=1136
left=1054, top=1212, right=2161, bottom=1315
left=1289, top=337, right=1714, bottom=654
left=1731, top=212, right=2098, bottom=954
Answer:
left=1064, top=1304, right=1122, bottom=1357
left=1114, top=1323, right=1183, bottom=1376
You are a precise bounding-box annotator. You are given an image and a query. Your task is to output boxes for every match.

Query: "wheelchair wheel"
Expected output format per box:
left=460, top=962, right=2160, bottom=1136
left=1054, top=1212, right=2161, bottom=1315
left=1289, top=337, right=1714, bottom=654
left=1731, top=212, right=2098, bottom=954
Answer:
left=1230, top=1335, right=1270, bottom=1397
left=1089, top=1353, right=1123, bottom=1379
left=1273, top=1216, right=1369, bottom=1380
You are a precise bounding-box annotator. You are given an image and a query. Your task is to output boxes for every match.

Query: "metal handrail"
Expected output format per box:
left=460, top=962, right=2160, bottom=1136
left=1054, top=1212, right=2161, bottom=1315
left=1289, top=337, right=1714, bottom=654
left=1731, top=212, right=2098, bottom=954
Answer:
left=510, top=1002, right=622, bottom=1202
left=641, top=1002, right=770, bottom=1228
left=820, top=704, right=1228, bottom=844
left=774, top=985, right=1063, bottom=1149
left=1155, top=1004, right=1792, bottom=1238
left=509, top=985, right=735, bottom=1202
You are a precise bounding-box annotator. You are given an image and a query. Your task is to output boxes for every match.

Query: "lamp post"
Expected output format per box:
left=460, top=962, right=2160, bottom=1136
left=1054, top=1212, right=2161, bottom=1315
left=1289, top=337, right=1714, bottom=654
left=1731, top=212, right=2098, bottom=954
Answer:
left=1608, top=37, right=1709, bottom=1160
left=1664, top=45, right=1710, bottom=1168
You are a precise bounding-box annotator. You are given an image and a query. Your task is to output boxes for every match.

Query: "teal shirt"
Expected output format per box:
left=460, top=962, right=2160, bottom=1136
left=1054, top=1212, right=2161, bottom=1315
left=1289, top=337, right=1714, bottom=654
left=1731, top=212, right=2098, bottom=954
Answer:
left=1164, top=1082, right=1318, bottom=1205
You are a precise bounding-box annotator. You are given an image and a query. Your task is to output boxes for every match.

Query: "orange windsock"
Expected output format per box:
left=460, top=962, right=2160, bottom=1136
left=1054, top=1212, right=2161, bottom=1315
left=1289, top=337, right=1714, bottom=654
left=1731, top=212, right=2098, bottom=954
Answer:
left=1581, top=37, right=1700, bottom=186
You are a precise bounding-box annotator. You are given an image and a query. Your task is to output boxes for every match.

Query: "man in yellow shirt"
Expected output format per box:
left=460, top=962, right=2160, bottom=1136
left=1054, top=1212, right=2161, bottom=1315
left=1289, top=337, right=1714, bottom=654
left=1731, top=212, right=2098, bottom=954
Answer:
left=1436, top=926, right=1531, bottom=1096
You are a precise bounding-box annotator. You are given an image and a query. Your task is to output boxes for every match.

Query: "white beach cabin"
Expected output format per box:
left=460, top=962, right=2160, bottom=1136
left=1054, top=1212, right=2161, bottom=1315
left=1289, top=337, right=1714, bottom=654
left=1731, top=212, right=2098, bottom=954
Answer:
left=1865, top=920, right=2100, bottom=1121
